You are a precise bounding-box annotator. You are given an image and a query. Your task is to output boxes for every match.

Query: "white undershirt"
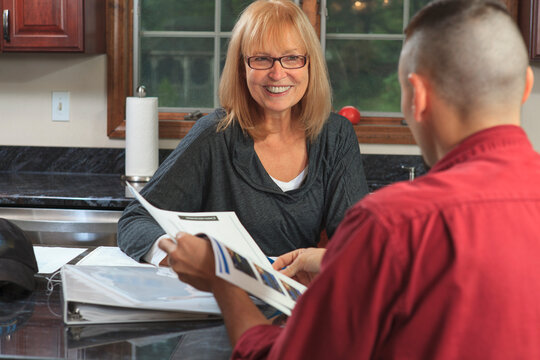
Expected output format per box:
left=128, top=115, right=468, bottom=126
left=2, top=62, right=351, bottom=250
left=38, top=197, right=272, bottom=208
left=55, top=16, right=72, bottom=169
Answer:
left=269, top=167, right=308, bottom=192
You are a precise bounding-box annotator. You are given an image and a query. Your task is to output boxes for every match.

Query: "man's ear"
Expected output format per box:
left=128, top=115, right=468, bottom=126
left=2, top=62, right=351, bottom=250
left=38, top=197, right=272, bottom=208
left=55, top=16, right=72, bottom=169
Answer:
left=522, top=66, right=534, bottom=105
left=408, top=73, right=428, bottom=122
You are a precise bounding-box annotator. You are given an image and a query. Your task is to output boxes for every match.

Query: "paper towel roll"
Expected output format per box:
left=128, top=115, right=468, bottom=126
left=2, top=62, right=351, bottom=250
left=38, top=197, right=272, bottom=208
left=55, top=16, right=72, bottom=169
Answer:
left=125, top=97, right=158, bottom=179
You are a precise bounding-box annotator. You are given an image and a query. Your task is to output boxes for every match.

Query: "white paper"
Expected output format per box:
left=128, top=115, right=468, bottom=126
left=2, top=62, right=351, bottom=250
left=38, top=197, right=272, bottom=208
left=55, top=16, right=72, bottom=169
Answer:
left=209, top=236, right=306, bottom=316
left=33, top=246, right=87, bottom=274
left=126, top=182, right=270, bottom=265
left=76, top=246, right=153, bottom=267
left=125, top=97, right=158, bottom=177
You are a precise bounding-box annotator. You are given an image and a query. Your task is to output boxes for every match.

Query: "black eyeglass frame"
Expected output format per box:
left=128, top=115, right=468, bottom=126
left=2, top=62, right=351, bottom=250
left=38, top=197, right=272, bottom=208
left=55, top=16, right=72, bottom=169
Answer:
left=244, top=55, right=308, bottom=70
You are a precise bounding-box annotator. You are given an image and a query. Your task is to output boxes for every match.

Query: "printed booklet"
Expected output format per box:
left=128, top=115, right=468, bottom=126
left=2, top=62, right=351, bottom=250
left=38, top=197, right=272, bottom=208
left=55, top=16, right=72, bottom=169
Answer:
left=126, top=182, right=306, bottom=316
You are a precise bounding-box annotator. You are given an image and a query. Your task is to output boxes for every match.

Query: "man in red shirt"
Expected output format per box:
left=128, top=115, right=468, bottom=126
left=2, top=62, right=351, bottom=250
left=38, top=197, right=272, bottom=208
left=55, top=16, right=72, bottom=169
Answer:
left=160, top=0, right=540, bottom=358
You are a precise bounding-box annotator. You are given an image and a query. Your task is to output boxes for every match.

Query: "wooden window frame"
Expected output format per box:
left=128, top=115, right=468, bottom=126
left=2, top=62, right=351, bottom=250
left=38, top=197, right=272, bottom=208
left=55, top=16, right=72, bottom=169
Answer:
left=106, top=0, right=522, bottom=144
left=106, top=0, right=416, bottom=144
left=519, top=0, right=540, bottom=60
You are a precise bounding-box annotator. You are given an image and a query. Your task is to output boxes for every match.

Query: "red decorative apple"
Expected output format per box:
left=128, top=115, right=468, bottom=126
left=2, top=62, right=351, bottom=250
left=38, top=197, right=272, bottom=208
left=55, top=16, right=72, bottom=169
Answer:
left=338, top=106, right=361, bottom=125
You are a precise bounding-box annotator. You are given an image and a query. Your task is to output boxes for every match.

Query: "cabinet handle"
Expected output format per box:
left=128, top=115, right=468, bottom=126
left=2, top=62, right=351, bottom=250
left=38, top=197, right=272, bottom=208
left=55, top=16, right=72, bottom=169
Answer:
left=3, top=10, right=9, bottom=42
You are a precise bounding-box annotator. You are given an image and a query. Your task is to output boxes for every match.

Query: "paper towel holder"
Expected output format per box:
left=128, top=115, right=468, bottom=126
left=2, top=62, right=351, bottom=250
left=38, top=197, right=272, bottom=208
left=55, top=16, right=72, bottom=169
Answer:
left=136, top=85, right=146, bottom=98
left=122, top=85, right=155, bottom=183
left=121, top=174, right=152, bottom=183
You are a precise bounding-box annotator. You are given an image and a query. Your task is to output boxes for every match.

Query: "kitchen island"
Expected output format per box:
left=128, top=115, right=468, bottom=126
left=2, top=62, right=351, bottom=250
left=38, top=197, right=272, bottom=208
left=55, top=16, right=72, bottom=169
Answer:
left=0, top=145, right=424, bottom=358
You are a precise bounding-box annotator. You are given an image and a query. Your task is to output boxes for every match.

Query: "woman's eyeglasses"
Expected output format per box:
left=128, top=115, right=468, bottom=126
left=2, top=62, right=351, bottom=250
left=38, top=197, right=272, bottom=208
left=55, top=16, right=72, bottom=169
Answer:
left=245, top=55, right=308, bottom=70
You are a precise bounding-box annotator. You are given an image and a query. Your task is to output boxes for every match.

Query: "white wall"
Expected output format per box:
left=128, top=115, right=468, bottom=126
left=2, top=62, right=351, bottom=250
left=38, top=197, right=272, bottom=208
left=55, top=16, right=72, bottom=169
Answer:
left=0, top=53, right=539, bottom=154
left=0, top=53, right=179, bottom=149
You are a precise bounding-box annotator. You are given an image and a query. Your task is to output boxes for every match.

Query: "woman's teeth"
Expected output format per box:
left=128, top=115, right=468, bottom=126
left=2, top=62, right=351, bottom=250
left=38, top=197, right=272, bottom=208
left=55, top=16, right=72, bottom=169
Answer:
left=265, top=86, right=291, bottom=94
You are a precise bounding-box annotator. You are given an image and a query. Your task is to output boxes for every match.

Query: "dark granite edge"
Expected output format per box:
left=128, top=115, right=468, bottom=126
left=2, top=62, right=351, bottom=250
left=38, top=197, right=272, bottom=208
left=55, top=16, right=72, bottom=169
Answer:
left=0, top=145, right=425, bottom=181
left=0, top=197, right=130, bottom=210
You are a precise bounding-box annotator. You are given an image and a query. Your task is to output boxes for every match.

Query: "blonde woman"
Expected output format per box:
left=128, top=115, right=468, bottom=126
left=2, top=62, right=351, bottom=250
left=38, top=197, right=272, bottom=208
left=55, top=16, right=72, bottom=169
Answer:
left=118, top=0, right=368, bottom=264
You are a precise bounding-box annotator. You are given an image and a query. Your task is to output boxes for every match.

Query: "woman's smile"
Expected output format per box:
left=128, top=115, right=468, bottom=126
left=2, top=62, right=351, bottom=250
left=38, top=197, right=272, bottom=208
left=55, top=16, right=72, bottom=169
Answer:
left=264, top=85, right=293, bottom=95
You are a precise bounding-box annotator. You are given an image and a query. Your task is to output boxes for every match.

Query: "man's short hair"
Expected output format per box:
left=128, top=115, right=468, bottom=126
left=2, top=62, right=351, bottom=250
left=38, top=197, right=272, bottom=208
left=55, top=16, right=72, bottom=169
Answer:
left=401, top=0, right=528, bottom=115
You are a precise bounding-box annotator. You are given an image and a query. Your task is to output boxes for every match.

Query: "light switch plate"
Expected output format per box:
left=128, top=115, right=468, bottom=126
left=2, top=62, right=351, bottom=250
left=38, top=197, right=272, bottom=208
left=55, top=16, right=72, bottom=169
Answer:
left=52, top=91, right=70, bottom=121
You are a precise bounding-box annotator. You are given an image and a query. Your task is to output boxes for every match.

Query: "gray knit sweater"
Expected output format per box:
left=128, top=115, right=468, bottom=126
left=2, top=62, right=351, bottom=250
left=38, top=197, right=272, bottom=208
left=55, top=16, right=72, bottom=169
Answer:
left=118, top=109, right=368, bottom=260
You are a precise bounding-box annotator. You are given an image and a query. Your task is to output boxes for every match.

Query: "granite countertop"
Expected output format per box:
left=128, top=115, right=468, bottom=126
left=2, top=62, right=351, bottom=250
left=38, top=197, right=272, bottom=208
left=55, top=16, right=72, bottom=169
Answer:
left=0, top=171, right=130, bottom=209
left=0, top=146, right=425, bottom=210
left=0, top=146, right=133, bottom=210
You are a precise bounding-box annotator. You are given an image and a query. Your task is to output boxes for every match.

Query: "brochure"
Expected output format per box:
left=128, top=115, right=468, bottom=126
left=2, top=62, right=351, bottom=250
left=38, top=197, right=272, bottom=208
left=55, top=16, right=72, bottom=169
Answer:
left=126, top=182, right=306, bottom=316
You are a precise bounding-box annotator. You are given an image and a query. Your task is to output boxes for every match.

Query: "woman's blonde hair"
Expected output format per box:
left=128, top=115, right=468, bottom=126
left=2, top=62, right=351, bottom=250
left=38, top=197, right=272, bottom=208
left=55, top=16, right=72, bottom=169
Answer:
left=218, top=0, right=331, bottom=142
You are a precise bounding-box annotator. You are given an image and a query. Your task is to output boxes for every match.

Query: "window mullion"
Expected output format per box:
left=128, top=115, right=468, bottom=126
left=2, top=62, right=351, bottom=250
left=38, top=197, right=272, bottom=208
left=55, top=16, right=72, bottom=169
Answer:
left=403, top=0, right=411, bottom=29
left=140, top=31, right=219, bottom=38
left=214, top=0, right=222, bottom=109
left=133, top=0, right=141, bottom=94
left=320, top=0, right=327, bottom=53
left=326, top=34, right=404, bottom=40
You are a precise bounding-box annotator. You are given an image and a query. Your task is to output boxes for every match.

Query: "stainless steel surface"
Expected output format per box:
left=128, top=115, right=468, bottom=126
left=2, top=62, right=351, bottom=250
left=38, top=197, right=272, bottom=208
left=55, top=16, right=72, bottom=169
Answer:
left=121, top=175, right=151, bottom=183
left=3, top=10, right=9, bottom=42
left=137, top=85, right=147, bottom=97
left=0, top=207, right=122, bottom=246
left=401, top=165, right=416, bottom=181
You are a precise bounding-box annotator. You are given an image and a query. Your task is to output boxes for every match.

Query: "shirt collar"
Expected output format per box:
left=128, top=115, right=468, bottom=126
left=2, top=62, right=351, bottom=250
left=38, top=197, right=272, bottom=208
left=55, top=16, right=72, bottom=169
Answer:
left=430, top=125, right=531, bottom=174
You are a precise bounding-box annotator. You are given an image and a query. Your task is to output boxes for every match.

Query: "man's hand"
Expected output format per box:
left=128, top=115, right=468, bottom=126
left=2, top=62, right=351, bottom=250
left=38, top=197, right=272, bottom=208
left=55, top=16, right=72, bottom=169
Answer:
left=272, top=248, right=326, bottom=286
left=159, top=232, right=271, bottom=346
left=158, top=233, right=217, bottom=292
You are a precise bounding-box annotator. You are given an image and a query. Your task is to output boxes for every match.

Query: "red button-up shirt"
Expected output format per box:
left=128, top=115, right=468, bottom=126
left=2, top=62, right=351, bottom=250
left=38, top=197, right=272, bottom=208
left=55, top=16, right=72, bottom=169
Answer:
left=233, top=125, right=540, bottom=359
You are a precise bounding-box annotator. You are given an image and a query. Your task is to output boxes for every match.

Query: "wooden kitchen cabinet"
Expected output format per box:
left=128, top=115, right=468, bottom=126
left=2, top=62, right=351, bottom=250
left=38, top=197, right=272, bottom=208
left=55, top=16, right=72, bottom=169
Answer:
left=1, top=0, right=105, bottom=53
left=519, top=0, right=540, bottom=60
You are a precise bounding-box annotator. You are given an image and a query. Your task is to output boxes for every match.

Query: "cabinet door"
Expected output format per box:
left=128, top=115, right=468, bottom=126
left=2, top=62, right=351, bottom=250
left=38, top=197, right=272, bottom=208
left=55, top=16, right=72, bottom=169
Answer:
left=1, top=0, right=83, bottom=52
left=520, top=0, right=540, bottom=60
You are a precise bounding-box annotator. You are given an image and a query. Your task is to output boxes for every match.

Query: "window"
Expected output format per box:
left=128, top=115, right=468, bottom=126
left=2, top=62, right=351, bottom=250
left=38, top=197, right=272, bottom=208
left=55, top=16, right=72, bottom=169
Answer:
left=324, top=0, right=431, bottom=115
left=107, top=0, right=520, bottom=143
left=107, top=0, right=432, bottom=143
left=134, top=0, right=259, bottom=113
left=134, top=0, right=429, bottom=116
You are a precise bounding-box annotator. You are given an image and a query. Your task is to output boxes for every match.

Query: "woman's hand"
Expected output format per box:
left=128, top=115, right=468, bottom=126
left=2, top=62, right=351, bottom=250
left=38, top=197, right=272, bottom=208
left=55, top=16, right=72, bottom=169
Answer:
left=272, top=248, right=326, bottom=286
left=158, top=232, right=217, bottom=292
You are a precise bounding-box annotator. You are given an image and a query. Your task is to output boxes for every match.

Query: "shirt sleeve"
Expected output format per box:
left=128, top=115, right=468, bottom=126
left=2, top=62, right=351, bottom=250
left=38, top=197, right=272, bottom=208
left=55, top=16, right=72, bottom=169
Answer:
left=323, top=117, right=369, bottom=238
left=117, top=115, right=218, bottom=261
left=232, top=325, right=284, bottom=359
left=232, top=205, right=404, bottom=359
left=142, top=234, right=169, bottom=265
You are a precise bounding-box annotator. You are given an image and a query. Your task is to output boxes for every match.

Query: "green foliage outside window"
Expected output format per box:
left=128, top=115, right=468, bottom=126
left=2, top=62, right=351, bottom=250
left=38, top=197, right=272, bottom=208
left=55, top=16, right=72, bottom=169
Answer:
left=326, top=0, right=431, bottom=112
left=138, top=0, right=432, bottom=112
